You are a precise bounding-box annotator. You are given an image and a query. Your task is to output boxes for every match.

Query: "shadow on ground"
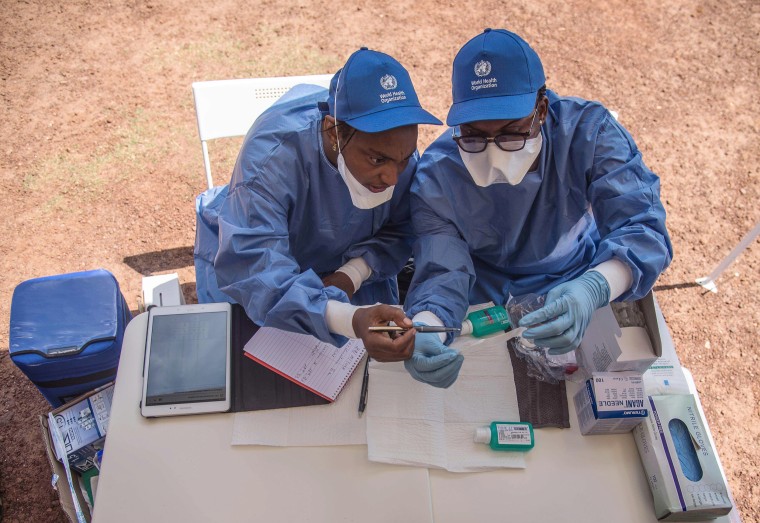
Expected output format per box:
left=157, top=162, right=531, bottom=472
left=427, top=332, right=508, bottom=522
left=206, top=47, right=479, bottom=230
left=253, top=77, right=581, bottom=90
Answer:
left=123, top=246, right=194, bottom=275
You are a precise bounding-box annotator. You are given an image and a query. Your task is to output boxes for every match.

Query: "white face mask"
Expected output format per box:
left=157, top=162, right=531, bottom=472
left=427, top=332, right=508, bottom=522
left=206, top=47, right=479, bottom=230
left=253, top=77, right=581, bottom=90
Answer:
left=331, top=69, right=394, bottom=209
left=460, top=132, right=543, bottom=187
left=336, top=150, right=394, bottom=209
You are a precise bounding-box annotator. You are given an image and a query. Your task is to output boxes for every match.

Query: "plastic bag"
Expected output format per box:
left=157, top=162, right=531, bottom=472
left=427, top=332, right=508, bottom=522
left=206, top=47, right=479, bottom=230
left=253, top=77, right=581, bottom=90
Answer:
left=505, top=293, right=581, bottom=384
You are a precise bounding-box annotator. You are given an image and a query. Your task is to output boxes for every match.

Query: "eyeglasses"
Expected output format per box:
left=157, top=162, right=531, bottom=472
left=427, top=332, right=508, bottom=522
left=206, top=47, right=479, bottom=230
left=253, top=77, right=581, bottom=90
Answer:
left=453, top=110, right=538, bottom=153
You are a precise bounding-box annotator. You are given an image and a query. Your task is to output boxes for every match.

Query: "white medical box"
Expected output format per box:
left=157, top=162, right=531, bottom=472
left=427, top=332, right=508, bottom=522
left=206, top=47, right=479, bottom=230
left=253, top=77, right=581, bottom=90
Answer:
left=633, top=394, right=732, bottom=520
left=574, top=371, right=647, bottom=435
left=142, top=273, right=185, bottom=309
left=577, top=291, right=662, bottom=374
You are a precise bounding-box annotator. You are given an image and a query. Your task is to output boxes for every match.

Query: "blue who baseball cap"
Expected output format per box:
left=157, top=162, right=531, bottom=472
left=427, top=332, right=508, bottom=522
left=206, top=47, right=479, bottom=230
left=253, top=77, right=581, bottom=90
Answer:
left=447, top=29, right=546, bottom=126
left=327, top=48, right=441, bottom=133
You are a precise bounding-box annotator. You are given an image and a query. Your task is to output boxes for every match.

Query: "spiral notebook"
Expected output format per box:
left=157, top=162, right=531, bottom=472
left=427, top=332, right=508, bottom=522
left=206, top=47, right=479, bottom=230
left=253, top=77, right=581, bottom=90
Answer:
left=243, top=327, right=365, bottom=402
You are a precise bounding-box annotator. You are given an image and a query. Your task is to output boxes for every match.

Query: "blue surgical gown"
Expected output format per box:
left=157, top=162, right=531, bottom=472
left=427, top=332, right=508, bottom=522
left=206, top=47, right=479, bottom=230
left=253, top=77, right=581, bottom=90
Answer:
left=199, top=84, right=415, bottom=346
left=405, top=90, right=673, bottom=332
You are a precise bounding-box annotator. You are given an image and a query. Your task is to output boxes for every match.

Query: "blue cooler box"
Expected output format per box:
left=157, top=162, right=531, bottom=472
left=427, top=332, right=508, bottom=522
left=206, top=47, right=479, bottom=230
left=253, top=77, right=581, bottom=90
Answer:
left=10, top=269, right=131, bottom=407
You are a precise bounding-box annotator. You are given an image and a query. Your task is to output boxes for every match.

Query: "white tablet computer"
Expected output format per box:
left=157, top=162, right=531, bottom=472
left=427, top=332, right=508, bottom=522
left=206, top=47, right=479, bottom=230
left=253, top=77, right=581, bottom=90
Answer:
left=141, top=302, right=232, bottom=418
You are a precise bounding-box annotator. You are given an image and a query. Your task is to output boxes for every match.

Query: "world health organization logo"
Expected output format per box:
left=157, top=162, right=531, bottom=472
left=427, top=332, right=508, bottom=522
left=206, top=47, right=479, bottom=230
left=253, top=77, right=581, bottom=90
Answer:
left=380, top=74, right=398, bottom=90
left=474, top=60, right=492, bottom=77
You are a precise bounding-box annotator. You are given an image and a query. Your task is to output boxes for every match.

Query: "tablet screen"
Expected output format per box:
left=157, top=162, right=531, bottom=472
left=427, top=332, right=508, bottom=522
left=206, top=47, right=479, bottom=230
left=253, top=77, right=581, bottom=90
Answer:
left=145, top=311, right=228, bottom=406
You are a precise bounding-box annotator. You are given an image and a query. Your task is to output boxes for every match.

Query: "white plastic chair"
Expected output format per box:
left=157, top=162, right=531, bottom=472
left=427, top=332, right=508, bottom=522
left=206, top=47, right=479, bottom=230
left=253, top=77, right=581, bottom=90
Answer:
left=191, top=74, right=333, bottom=303
left=192, top=74, right=334, bottom=189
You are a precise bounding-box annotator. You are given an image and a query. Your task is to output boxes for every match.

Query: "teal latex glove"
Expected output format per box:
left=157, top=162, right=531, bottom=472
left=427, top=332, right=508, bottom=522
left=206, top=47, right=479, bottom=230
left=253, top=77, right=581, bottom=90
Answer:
left=518, top=271, right=611, bottom=355
left=404, top=324, right=464, bottom=388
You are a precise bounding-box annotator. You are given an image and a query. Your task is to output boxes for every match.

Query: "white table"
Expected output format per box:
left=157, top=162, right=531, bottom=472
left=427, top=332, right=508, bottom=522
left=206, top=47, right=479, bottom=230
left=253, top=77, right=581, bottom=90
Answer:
left=93, top=309, right=739, bottom=522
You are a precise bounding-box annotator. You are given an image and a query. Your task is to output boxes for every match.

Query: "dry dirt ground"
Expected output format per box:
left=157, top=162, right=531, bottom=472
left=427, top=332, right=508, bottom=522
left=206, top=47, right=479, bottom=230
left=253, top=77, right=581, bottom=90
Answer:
left=1, top=1, right=758, bottom=522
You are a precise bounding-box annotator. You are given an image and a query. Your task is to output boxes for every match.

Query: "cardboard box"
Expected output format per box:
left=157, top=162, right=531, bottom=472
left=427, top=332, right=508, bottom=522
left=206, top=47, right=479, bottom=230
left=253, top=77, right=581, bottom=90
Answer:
left=40, top=415, right=92, bottom=523
left=574, top=371, right=648, bottom=435
left=40, top=384, right=113, bottom=522
left=577, top=291, right=662, bottom=373
left=50, top=383, right=114, bottom=473
left=633, top=394, right=732, bottom=520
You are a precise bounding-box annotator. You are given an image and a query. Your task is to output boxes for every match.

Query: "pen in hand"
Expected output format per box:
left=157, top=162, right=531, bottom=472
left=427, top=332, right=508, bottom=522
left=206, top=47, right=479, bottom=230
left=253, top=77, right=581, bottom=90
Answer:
left=358, top=356, right=370, bottom=417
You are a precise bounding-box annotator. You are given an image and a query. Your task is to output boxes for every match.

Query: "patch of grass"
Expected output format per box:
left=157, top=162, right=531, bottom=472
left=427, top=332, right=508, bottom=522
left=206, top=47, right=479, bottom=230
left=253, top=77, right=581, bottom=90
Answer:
left=146, top=26, right=338, bottom=187
left=155, top=27, right=337, bottom=78
left=23, top=109, right=174, bottom=211
left=24, top=25, right=338, bottom=214
left=41, top=194, right=64, bottom=214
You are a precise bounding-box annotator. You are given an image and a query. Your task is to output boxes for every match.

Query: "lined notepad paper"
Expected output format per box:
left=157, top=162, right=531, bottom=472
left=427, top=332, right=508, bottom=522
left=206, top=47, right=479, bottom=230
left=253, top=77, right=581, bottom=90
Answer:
left=243, top=327, right=365, bottom=401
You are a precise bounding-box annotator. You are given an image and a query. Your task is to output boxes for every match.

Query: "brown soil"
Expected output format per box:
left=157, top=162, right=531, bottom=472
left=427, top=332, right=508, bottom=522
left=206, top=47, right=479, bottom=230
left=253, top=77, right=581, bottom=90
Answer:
left=1, top=1, right=758, bottom=522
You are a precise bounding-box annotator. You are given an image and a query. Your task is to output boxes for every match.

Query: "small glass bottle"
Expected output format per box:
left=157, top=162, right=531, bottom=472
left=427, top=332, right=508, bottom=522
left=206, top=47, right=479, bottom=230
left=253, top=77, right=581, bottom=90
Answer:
left=460, top=305, right=510, bottom=337
left=474, top=421, right=535, bottom=451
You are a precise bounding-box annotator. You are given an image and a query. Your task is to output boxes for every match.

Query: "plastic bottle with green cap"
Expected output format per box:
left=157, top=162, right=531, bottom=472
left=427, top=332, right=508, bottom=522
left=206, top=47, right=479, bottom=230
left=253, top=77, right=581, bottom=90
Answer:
left=460, top=305, right=510, bottom=337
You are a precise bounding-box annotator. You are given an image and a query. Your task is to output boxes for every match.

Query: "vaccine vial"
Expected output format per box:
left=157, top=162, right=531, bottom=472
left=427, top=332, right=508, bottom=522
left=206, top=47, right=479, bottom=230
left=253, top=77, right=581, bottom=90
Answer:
left=474, top=421, right=535, bottom=451
left=460, top=305, right=510, bottom=337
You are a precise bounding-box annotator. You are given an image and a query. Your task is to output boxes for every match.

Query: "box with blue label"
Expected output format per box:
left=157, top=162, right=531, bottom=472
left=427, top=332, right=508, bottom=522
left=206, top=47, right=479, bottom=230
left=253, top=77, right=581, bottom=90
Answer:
left=574, top=371, right=648, bottom=435
left=633, top=394, right=732, bottom=521
left=50, top=383, right=114, bottom=473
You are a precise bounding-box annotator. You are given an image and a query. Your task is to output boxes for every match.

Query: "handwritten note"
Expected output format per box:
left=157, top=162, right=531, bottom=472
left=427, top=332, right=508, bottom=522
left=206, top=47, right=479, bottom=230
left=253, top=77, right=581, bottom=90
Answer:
left=243, top=327, right=365, bottom=401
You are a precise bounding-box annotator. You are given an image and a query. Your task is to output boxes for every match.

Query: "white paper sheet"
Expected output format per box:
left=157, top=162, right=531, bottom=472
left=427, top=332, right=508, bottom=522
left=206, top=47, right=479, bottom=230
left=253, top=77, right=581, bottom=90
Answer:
left=243, top=327, right=365, bottom=401
left=231, top=354, right=368, bottom=446
left=366, top=332, right=524, bottom=472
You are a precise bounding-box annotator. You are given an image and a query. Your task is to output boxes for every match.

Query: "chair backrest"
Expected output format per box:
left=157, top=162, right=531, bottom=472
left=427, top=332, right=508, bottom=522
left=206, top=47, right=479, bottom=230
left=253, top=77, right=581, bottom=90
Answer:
left=192, top=74, right=334, bottom=189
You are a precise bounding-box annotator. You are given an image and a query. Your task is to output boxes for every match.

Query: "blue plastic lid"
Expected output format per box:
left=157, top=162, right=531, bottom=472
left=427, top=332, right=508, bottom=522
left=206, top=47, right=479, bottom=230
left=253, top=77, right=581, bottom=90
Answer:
left=10, top=269, right=123, bottom=358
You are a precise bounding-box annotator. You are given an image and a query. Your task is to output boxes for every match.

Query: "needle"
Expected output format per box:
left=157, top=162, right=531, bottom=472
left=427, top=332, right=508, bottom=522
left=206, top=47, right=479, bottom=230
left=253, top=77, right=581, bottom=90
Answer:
left=367, top=325, right=461, bottom=333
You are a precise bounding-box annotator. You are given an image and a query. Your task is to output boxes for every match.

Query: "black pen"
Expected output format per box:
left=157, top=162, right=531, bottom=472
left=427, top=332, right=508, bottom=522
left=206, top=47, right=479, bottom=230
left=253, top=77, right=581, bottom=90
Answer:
left=358, top=356, right=370, bottom=417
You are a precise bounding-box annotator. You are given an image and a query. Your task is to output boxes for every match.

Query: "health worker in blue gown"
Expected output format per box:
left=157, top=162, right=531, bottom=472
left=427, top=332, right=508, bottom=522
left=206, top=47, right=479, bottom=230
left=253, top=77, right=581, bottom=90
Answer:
left=197, top=48, right=443, bottom=361
left=398, top=29, right=673, bottom=388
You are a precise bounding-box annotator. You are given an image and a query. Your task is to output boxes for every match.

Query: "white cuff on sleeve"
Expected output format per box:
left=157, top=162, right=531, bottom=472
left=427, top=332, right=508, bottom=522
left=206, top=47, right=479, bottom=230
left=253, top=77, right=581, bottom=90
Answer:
left=412, top=311, right=446, bottom=342
left=588, top=258, right=634, bottom=302
left=335, top=257, right=372, bottom=293
left=325, top=300, right=360, bottom=339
